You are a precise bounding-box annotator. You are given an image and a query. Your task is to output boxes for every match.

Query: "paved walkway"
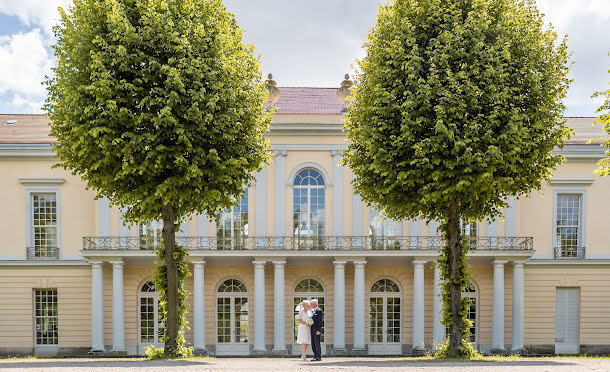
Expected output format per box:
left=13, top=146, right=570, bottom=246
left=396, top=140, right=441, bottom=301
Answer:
left=1, top=357, right=609, bottom=371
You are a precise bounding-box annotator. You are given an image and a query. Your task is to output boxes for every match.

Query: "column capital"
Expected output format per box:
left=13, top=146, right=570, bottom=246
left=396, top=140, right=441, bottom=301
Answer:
left=353, top=260, right=367, bottom=267
left=333, top=260, right=348, bottom=267
left=273, top=149, right=288, bottom=157
left=493, top=259, right=508, bottom=266
left=89, top=260, right=104, bottom=267
left=512, top=260, right=527, bottom=267
left=193, top=261, right=206, bottom=268
left=272, top=260, right=286, bottom=266
left=413, top=259, right=428, bottom=266
left=331, top=149, right=343, bottom=158
left=252, top=260, right=267, bottom=267
left=109, top=260, right=124, bottom=267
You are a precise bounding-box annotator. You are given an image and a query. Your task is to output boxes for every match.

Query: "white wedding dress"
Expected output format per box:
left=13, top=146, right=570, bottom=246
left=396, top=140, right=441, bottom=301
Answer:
left=296, top=309, right=312, bottom=344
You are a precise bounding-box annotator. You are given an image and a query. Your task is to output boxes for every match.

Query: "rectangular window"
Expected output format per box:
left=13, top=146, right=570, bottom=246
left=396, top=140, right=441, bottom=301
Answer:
left=139, top=221, right=162, bottom=249
left=556, top=194, right=581, bottom=258
left=217, top=188, right=249, bottom=250
left=369, top=209, right=402, bottom=250
left=30, top=193, right=58, bottom=258
left=461, top=219, right=478, bottom=248
left=34, top=289, right=58, bottom=345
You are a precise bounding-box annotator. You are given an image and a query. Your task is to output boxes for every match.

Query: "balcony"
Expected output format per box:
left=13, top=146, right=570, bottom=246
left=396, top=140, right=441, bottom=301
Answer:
left=554, top=246, right=585, bottom=259
left=27, top=246, right=60, bottom=259
left=83, top=236, right=533, bottom=252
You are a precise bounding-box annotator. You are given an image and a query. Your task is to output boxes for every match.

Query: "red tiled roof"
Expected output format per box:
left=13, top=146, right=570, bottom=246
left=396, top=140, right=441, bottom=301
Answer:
left=273, top=87, right=345, bottom=114
left=0, top=90, right=605, bottom=146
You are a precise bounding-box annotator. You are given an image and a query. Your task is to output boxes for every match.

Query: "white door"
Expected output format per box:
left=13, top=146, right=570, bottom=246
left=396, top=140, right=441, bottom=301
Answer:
left=368, top=279, right=402, bottom=355
left=137, top=281, right=164, bottom=355
left=555, top=287, right=580, bottom=354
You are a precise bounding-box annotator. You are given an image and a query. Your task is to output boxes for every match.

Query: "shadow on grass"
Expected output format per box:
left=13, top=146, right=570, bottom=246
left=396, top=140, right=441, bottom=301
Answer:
left=0, top=359, right=211, bottom=369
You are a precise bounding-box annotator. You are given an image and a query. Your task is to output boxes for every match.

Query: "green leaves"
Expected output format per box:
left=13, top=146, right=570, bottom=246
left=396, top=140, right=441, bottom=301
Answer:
left=45, top=0, right=271, bottom=224
left=344, top=0, right=571, bottom=224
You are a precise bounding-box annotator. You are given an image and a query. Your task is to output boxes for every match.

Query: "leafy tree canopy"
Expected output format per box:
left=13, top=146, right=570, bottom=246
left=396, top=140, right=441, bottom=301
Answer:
left=344, top=0, right=571, bottom=223
left=46, top=0, right=272, bottom=224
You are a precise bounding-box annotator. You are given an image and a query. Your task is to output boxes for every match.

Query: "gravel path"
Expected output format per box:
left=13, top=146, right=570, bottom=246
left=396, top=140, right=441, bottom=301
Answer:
left=1, top=357, right=610, bottom=371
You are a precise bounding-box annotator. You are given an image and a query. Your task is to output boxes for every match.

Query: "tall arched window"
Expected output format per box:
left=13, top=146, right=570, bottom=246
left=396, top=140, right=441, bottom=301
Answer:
left=369, top=278, right=401, bottom=354
left=293, top=169, right=325, bottom=249
left=216, top=278, right=249, bottom=355
left=217, top=189, right=249, bottom=250
left=293, top=278, right=325, bottom=343
left=369, top=209, right=402, bottom=250
left=138, top=280, right=164, bottom=347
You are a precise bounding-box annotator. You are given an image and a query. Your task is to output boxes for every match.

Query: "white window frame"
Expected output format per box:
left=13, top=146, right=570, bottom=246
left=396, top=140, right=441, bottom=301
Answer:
left=33, top=288, right=59, bottom=346
left=552, top=187, right=586, bottom=257
left=25, top=185, right=61, bottom=258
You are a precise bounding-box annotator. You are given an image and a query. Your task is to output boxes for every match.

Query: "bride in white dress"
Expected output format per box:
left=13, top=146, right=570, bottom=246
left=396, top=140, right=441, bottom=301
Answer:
left=296, top=300, right=313, bottom=361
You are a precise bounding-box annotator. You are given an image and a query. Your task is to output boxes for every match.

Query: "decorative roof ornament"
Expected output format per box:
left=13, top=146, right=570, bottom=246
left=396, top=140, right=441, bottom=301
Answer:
left=266, top=73, right=280, bottom=107
left=336, top=73, right=353, bottom=111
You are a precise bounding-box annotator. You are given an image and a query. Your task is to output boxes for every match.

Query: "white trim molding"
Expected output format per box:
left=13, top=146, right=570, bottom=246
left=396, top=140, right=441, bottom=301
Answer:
left=549, top=179, right=594, bottom=186
left=19, top=178, right=65, bottom=186
left=286, top=161, right=331, bottom=187
left=332, top=151, right=344, bottom=236
left=274, top=151, right=287, bottom=236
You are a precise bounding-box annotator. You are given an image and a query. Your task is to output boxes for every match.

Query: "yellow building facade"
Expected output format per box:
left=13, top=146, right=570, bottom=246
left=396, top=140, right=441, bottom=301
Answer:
left=0, top=87, right=608, bottom=356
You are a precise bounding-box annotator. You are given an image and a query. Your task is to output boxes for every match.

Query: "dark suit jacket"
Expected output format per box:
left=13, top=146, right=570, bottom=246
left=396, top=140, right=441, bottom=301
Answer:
left=311, top=307, right=323, bottom=334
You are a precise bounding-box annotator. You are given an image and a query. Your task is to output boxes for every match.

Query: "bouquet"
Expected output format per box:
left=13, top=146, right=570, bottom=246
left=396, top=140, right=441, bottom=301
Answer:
left=305, top=318, right=314, bottom=326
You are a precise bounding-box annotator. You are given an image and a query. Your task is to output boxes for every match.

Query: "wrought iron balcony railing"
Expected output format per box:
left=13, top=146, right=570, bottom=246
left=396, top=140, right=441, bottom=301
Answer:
left=27, top=246, right=60, bottom=259
left=554, top=246, right=585, bottom=259
left=82, top=236, right=533, bottom=252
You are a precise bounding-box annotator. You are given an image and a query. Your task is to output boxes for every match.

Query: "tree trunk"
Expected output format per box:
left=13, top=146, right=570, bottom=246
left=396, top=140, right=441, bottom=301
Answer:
left=446, top=199, right=463, bottom=356
left=162, top=203, right=179, bottom=356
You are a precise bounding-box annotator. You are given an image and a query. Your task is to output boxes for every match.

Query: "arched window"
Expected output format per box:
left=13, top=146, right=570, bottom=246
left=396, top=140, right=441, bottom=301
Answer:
left=369, top=278, right=401, bottom=354
left=216, top=279, right=249, bottom=355
left=293, top=278, right=325, bottom=343
left=293, top=169, right=325, bottom=249
left=369, top=209, right=402, bottom=250
left=138, top=280, right=164, bottom=346
left=217, top=189, right=249, bottom=250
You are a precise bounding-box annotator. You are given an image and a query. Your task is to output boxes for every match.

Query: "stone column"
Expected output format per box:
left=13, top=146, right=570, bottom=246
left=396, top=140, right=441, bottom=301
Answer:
left=273, top=260, right=287, bottom=352
left=274, top=150, right=287, bottom=236
left=193, top=261, right=206, bottom=352
left=253, top=260, right=267, bottom=352
left=353, top=260, right=366, bottom=350
left=412, top=260, right=426, bottom=352
left=91, top=261, right=105, bottom=352
left=511, top=261, right=525, bottom=352
left=332, top=150, right=344, bottom=237
left=333, top=260, right=347, bottom=351
left=110, top=260, right=125, bottom=352
left=432, top=264, right=444, bottom=347
left=492, top=260, right=506, bottom=351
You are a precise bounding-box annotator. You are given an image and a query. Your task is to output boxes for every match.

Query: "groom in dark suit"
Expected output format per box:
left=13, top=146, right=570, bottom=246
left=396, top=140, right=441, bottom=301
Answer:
left=310, top=298, right=323, bottom=361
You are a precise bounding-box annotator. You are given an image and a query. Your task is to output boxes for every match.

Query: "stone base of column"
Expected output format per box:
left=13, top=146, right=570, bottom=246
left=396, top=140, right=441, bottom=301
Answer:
left=88, top=349, right=105, bottom=356
left=251, top=348, right=268, bottom=356
left=350, top=347, right=368, bottom=355
left=489, top=348, right=508, bottom=355
left=106, top=349, right=127, bottom=356
left=510, top=347, right=525, bottom=354
left=410, top=347, right=426, bottom=356
left=270, top=348, right=288, bottom=355
left=193, top=348, right=209, bottom=356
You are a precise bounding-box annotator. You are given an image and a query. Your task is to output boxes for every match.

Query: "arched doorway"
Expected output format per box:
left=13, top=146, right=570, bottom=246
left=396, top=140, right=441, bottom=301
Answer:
left=215, top=279, right=249, bottom=355
left=293, top=169, right=326, bottom=250
left=369, top=278, right=402, bottom=354
left=137, top=280, right=163, bottom=354
left=292, top=278, right=326, bottom=355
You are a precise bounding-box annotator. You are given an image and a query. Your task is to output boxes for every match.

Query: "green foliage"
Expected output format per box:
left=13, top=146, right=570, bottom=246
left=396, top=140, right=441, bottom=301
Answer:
left=45, top=0, right=272, bottom=223
left=594, top=53, right=610, bottom=177
left=433, top=337, right=479, bottom=359
left=344, top=0, right=571, bottom=224
left=45, top=0, right=271, bottom=357
left=151, top=243, right=193, bottom=358
left=344, top=0, right=571, bottom=357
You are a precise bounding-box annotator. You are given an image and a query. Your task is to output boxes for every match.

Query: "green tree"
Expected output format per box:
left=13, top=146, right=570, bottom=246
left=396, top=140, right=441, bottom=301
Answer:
left=594, top=54, right=610, bottom=176
left=45, top=0, right=271, bottom=357
left=343, top=0, right=570, bottom=356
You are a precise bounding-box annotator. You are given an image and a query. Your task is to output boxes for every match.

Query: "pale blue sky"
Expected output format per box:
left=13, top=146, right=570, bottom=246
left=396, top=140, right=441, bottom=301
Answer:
left=0, top=0, right=607, bottom=115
